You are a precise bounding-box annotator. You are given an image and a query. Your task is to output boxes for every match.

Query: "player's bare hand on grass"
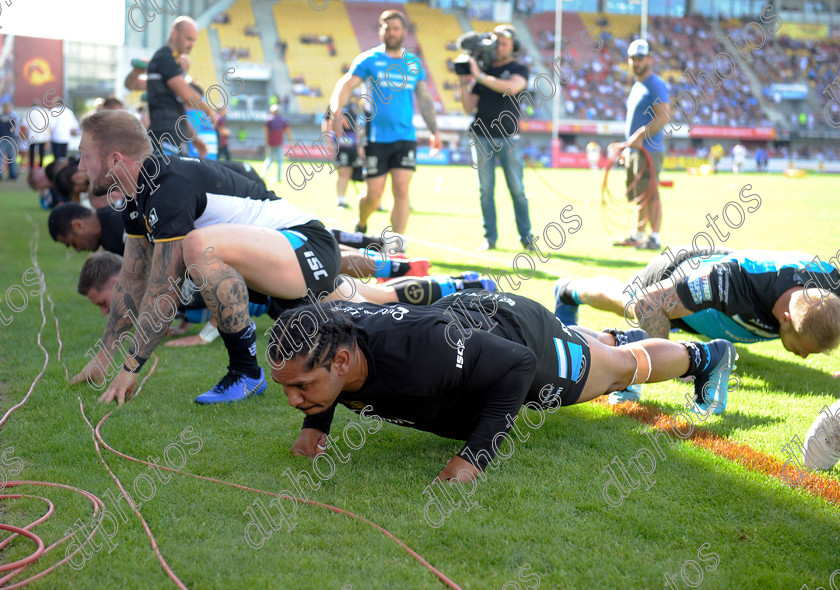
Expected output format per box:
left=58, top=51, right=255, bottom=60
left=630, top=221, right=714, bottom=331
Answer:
left=98, top=370, right=139, bottom=405
left=164, top=334, right=209, bottom=347
left=167, top=320, right=191, bottom=336
left=291, top=428, right=328, bottom=458
left=437, top=455, right=480, bottom=483
left=70, top=352, right=111, bottom=387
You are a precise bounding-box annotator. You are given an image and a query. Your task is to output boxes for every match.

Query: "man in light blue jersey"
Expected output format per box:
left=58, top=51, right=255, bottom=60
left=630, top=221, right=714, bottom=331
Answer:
left=187, top=82, right=218, bottom=160
left=323, top=9, right=441, bottom=238
left=609, top=39, right=671, bottom=251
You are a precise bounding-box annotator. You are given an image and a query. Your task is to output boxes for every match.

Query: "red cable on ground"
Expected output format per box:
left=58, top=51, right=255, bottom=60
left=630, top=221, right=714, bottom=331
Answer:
left=78, top=396, right=187, bottom=590
left=0, top=259, right=48, bottom=429
left=600, top=146, right=655, bottom=237
left=93, top=408, right=463, bottom=590
left=0, top=481, right=108, bottom=589
left=90, top=358, right=462, bottom=589
left=15, top=220, right=459, bottom=588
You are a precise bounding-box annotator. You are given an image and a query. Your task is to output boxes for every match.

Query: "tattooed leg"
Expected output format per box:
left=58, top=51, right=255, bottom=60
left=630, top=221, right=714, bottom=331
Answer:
left=193, top=266, right=251, bottom=335
left=628, top=280, right=692, bottom=339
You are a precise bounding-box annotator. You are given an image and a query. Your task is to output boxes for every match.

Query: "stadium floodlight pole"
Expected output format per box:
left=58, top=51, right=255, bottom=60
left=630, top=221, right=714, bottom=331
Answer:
left=550, top=0, right=563, bottom=168
left=641, top=0, right=648, bottom=41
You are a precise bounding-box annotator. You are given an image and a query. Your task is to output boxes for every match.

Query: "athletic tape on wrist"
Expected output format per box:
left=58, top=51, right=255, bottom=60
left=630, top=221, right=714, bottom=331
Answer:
left=199, top=322, right=221, bottom=343
left=123, top=357, right=148, bottom=374
left=626, top=344, right=652, bottom=385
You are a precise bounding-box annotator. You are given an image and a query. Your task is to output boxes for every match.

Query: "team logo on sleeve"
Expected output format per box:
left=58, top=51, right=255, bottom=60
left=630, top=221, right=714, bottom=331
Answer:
left=455, top=338, right=465, bottom=369
left=687, top=271, right=712, bottom=305
left=148, top=207, right=159, bottom=227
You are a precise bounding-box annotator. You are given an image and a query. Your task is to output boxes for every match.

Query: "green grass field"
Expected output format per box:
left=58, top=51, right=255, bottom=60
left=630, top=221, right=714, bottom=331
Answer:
left=1, top=163, right=839, bottom=589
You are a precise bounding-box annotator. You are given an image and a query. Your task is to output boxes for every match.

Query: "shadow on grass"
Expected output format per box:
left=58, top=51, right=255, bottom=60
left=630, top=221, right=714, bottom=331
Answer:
left=734, top=348, right=839, bottom=397
left=433, top=259, right=643, bottom=284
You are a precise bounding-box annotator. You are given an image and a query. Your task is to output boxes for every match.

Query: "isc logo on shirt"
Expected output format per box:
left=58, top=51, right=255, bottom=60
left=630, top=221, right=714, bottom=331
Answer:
left=455, top=338, right=465, bottom=369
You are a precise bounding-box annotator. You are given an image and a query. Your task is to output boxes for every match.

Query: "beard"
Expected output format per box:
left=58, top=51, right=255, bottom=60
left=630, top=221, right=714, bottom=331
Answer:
left=89, top=170, right=123, bottom=198
left=383, top=33, right=404, bottom=51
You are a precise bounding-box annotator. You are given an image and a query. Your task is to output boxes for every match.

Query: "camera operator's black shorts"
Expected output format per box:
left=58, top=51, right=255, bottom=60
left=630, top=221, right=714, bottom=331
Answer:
left=364, top=141, right=417, bottom=178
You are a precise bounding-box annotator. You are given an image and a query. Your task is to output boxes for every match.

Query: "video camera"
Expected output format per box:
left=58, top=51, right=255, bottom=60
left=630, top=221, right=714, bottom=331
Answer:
left=453, top=31, right=498, bottom=75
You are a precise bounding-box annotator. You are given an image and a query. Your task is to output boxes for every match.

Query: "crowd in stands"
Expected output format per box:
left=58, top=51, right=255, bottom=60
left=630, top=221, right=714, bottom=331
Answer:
left=300, top=34, right=337, bottom=57
left=204, top=8, right=840, bottom=131
left=222, top=46, right=252, bottom=61
left=291, top=75, right=323, bottom=98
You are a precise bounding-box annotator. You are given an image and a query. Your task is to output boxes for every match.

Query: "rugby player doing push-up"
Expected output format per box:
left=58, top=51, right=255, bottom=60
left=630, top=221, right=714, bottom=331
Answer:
left=70, top=110, right=355, bottom=404
left=266, top=291, right=737, bottom=482
left=554, top=247, right=840, bottom=357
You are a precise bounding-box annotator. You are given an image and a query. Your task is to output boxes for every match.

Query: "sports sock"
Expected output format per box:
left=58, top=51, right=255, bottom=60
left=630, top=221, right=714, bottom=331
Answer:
left=388, top=259, right=411, bottom=278
left=219, top=321, right=261, bottom=379
left=390, top=277, right=440, bottom=305
left=330, top=228, right=383, bottom=249
left=557, top=282, right=581, bottom=305
left=603, top=328, right=649, bottom=346
left=679, top=341, right=719, bottom=378
left=459, top=276, right=485, bottom=291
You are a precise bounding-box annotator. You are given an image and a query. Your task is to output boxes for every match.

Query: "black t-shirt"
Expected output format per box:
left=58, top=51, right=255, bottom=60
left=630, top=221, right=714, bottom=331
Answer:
left=300, top=299, right=540, bottom=471
left=216, top=160, right=266, bottom=189
left=147, top=45, right=186, bottom=141
left=97, top=206, right=126, bottom=256
left=470, top=60, right=528, bottom=137
left=123, top=155, right=312, bottom=242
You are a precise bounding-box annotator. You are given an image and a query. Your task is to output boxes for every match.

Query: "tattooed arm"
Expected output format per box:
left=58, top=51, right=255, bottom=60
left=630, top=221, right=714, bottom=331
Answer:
left=98, top=239, right=187, bottom=404
left=70, top=236, right=152, bottom=388
left=631, top=281, right=692, bottom=339
left=128, top=239, right=188, bottom=359
left=414, top=80, right=439, bottom=135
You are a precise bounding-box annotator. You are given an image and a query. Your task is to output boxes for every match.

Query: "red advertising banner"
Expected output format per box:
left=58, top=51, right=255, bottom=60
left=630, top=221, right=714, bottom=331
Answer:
left=688, top=125, right=776, bottom=140
left=14, top=36, right=63, bottom=106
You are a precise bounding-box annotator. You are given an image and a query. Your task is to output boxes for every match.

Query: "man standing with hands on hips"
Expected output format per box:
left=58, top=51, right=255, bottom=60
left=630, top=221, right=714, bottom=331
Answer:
left=459, top=25, right=534, bottom=253
left=610, top=39, right=670, bottom=251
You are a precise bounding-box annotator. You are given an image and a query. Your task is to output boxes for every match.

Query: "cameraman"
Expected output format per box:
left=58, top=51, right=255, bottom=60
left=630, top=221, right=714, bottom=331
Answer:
left=458, top=25, right=534, bottom=252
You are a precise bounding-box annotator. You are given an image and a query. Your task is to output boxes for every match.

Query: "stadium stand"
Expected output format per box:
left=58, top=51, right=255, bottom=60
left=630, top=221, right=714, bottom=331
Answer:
left=189, top=28, right=219, bottom=91
left=213, top=0, right=265, bottom=63
left=405, top=3, right=463, bottom=114
left=344, top=2, right=444, bottom=111
left=274, top=0, right=361, bottom=114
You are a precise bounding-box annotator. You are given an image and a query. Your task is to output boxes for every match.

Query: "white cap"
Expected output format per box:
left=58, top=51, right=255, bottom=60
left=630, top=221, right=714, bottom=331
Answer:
left=628, top=39, right=650, bottom=57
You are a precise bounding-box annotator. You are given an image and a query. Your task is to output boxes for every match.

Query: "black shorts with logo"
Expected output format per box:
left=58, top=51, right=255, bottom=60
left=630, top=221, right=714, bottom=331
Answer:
left=337, top=146, right=365, bottom=182
left=364, top=141, right=417, bottom=178
left=277, top=220, right=342, bottom=296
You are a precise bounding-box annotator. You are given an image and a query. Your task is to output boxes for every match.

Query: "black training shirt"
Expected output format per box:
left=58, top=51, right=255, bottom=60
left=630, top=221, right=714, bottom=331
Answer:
left=123, top=155, right=312, bottom=243
left=147, top=45, right=186, bottom=141
left=470, top=60, right=528, bottom=137
left=97, top=206, right=127, bottom=256
left=300, top=301, right=538, bottom=470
